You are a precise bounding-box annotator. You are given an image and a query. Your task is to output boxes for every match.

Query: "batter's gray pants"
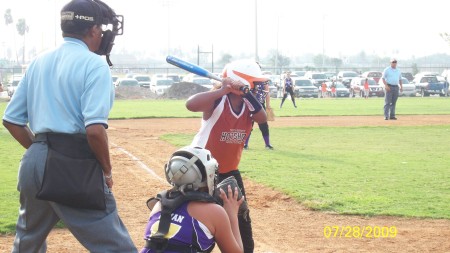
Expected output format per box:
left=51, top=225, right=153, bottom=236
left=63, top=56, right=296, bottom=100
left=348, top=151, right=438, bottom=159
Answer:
left=384, top=85, right=399, bottom=119
left=11, top=141, right=137, bottom=253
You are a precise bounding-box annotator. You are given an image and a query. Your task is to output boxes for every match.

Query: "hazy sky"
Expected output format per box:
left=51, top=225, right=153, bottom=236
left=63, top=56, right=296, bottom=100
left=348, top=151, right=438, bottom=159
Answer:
left=1, top=0, right=450, bottom=61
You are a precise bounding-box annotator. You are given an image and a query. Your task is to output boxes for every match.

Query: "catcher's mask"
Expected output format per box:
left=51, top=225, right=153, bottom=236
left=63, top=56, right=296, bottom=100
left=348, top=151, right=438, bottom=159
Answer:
left=165, top=146, right=218, bottom=196
left=61, top=0, right=124, bottom=66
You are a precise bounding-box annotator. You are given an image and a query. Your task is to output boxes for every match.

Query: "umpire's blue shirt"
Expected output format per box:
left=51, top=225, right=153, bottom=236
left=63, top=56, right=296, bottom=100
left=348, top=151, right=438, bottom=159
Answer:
left=3, top=37, right=114, bottom=134
left=382, top=67, right=402, bottom=86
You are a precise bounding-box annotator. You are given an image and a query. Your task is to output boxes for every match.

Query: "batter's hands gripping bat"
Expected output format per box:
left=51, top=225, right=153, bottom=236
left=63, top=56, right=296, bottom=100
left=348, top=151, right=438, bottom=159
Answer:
left=166, top=55, right=249, bottom=93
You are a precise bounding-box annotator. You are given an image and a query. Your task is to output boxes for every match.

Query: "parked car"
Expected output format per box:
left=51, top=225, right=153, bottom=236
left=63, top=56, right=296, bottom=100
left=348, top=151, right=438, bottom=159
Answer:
left=266, top=79, right=278, bottom=98
left=132, top=74, right=151, bottom=88
left=125, top=73, right=135, bottom=78
left=361, top=71, right=382, bottom=83
left=266, top=74, right=281, bottom=87
left=150, top=78, right=175, bottom=95
left=304, top=72, right=328, bottom=87
left=399, top=77, right=416, bottom=97
left=115, top=78, right=139, bottom=87
left=414, top=72, right=439, bottom=78
left=152, top=74, right=166, bottom=80
left=265, top=75, right=282, bottom=97
left=411, top=74, right=446, bottom=97
left=112, top=75, right=119, bottom=85
left=402, top=72, right=414, bottom=82
left=336, top=71, right=359, bottom=87
left=292, top=78, right=319, bottom=98
left=183, top=74, right=214, bottom=89
left=164, top=73, right=181, bottom=83
left=7, top=74, right=23, bottom=98
left=323, top=72, right=336, bottom=80
left=350, top=77, right=384, bottom=97
left=292, top=71, right=306, bottom=77
left=193, top=77, right=213, bottom=89
left=326, top=81, right=349, bottom=97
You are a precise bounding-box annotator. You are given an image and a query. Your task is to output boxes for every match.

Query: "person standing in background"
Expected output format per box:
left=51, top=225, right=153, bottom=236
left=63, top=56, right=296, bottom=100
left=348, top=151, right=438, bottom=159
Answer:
left=381, top=58, right=403, bottom=120
left=321, top=82, right=328, bottom=98
left=244, top=80, right=274, bottom=150
left=280, top=71, right=297, bottom=108
left=364, top=78, right=370, bottom=99
left=331, top=81, right=337, bottom=97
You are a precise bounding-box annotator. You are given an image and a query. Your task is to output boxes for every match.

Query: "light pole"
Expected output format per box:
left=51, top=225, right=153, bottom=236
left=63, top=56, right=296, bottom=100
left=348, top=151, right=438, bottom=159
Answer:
left=166, top=1, right=171, bottom=55
left=161, top=0, right=172, bottom=56
left=255, top=0, right=259, bottom=62
left=322, top=15, right=326, bottom=70
left=275, top=16, right=279, bottom=74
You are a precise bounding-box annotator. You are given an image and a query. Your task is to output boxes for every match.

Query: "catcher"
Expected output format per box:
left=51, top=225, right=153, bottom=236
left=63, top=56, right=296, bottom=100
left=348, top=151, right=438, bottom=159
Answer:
left=140, top=146, right=245, bottom=253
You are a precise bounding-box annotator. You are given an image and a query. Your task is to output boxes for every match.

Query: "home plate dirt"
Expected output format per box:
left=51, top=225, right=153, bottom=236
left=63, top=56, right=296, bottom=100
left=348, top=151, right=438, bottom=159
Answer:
left=1, top=115, right=449, bottom=253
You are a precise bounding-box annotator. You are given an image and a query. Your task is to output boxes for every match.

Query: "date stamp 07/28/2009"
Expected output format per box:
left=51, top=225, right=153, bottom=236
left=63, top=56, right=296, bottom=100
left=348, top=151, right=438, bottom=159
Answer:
left=324, top=226, right=397, bottom=239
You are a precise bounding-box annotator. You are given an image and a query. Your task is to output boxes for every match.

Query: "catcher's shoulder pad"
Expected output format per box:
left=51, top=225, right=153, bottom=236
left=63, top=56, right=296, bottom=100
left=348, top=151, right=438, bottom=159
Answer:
left=146, top=190, right=166, bottom=210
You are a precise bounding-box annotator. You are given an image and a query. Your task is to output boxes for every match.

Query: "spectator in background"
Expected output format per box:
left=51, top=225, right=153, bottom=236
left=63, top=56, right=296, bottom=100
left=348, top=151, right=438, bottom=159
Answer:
left=321, top=82, right=328, bottom=98
left=364, top=78, right=370, bottom=99
left=331, top=82, right=337, bottom=97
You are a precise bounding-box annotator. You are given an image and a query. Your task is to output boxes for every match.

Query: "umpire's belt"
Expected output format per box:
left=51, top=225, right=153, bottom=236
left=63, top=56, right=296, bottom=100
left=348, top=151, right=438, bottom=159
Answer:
left=386, top=84, right=398, bottom=87
left=34, top=132, right=96, bottom=159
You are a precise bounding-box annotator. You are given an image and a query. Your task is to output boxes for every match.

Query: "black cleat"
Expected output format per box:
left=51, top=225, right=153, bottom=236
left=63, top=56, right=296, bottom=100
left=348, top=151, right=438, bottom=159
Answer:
left=265, top=145, right=274, bottom=150
left=390, top=117, right=397, bottom=120
left=244, top=145, right=249, bottom=150
left=385, top=117, right=388, bottom=120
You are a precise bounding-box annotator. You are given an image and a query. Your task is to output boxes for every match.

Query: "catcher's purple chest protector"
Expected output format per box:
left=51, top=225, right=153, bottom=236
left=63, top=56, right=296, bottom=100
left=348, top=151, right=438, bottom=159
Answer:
left=141, top=191, right=216, bottom=253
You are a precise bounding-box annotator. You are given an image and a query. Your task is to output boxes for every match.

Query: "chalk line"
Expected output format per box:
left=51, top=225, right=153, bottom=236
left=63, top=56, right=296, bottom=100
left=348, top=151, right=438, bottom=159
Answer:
left=111, top=142, right=168, bottom=184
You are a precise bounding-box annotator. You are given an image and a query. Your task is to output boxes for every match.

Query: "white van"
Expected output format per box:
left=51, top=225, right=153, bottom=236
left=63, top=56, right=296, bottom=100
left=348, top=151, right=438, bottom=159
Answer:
left=7, top=74, right=23, bottom=98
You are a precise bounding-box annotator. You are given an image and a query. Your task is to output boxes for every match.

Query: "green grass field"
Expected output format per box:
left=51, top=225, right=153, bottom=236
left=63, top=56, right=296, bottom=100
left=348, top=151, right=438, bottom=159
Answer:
left=1, top=97, right=449, bottom=234
left=107, top=97, right=450, bottom=119
left=162, top=126, right=450, bottom=219
left=0, top=128, right=23, bottom=234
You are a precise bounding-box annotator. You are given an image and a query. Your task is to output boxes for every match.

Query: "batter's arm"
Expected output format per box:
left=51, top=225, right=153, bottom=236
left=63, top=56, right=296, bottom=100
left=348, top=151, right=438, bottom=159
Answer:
left=186, top=78, right=243, bottom=119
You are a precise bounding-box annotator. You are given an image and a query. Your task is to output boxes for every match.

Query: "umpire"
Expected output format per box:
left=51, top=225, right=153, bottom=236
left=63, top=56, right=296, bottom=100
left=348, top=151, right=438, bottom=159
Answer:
left=381, top=58, right=403, bottom=120
left=2, top=0, right=136, bottom=252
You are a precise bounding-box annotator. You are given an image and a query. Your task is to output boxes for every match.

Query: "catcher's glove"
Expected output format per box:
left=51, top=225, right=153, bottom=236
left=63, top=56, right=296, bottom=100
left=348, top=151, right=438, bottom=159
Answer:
left=214, top=176, right=249, bottom=220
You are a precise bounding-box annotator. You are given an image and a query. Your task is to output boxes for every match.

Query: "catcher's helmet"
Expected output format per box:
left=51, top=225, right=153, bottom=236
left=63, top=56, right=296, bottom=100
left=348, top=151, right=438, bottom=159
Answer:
left=165, top=146, right=218, bottom=196
left=222, top=59, right=269, bottom=90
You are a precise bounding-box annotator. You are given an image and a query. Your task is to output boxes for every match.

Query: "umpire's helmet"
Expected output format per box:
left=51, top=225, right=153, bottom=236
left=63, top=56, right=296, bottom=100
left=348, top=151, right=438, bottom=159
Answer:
left=165, top=146, right=218, bottom=196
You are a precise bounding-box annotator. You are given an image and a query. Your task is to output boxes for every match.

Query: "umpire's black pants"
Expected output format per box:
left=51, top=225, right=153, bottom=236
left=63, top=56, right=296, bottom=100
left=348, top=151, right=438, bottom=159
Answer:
left=219, top=170, right=254, bottom=253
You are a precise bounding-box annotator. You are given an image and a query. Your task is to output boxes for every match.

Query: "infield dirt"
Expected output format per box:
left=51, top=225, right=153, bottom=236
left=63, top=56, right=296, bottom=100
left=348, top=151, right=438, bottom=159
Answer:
left=1, top=115, right=449, bottom=253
